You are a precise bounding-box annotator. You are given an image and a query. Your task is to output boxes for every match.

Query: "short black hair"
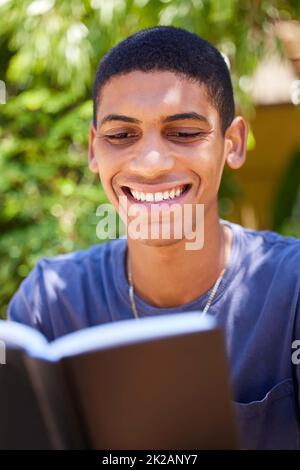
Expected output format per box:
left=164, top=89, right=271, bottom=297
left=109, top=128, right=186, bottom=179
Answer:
left=93, top=26, right=234, bottom=134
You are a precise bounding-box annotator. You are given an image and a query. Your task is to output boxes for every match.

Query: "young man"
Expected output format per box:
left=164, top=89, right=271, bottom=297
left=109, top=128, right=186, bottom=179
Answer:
left=8, top=26, right=300, bottom=449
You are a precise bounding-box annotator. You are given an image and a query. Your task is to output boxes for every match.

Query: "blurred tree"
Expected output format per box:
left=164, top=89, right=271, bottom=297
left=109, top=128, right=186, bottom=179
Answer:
left=272, top=151, right=300, bottom=235
left=1, top=0, right=300, bottom=317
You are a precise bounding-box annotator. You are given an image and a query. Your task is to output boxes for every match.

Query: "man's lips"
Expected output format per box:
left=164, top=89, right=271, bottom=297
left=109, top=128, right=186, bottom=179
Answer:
left=120, top=181, right=192, bottom=193
left=120, top=183, right=192, bottom=204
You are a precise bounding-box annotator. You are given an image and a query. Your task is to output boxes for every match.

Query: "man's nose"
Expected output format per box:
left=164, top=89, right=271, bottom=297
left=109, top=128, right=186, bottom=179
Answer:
left=128, top=134, right=175, bottom=179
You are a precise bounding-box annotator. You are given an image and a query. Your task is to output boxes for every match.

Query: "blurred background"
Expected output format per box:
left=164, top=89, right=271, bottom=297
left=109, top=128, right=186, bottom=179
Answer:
left=1, top=0, right=300, bottom=318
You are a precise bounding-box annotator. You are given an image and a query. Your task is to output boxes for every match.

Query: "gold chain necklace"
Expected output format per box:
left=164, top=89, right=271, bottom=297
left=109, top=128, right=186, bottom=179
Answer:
left=127, top=262, right=226, bottom=319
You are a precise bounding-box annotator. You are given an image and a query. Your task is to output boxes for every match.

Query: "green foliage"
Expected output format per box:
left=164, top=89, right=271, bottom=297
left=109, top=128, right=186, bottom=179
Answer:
left=1, top=0, right=300, bottom=317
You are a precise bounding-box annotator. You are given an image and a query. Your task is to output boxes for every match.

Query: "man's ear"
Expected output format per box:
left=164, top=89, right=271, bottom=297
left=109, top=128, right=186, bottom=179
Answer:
left=224, top=116, right=248, bottom=170
left=88, top=121, right=99, bottom=174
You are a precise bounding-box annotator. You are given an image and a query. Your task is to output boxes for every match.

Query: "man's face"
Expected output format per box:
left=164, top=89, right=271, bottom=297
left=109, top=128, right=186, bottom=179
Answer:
left=89, top=70, right=244, bottom=245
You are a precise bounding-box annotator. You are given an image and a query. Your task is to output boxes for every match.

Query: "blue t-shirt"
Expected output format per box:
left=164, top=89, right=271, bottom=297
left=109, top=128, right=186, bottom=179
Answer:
left=7, top=219, right=300, bottom=449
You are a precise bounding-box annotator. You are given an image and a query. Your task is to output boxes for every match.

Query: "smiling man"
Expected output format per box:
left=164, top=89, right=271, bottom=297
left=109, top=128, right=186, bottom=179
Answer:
left=91, top=71, right=238, bottom=306
left=7, top=26, right=300, bottom=449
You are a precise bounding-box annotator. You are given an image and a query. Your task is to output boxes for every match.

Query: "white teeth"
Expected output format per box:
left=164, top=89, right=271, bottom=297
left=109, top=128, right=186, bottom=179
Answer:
left=154, top=192, right=164, bottom=202
left=145, top=193, right=154, bottom=202
left=129, top=186, right=186, bottom=202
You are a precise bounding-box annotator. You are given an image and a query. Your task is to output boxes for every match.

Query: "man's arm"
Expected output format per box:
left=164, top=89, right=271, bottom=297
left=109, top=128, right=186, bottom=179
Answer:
left=7, top=260, right=54, bottom=340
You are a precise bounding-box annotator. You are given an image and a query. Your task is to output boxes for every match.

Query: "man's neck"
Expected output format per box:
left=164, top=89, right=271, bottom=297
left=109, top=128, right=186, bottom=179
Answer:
left=126, top=211, right=232, bottom=308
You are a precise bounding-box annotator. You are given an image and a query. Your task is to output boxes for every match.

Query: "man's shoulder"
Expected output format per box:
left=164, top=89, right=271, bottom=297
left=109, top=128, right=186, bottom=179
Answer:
left=237, top=222, right=300, bottom=253
left=225, top=219, right=300, bottom=250
left=225, top=220, right=300, bottom=278
left=7, top=238, right=128, bottom=337
left=19, top=237, right=127, bottom=299
left=36, top=238, right=127, bottom=273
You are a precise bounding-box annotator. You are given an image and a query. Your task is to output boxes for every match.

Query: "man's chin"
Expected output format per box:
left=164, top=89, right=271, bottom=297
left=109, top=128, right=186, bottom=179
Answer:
left=127, top=235, right=184, bottom=248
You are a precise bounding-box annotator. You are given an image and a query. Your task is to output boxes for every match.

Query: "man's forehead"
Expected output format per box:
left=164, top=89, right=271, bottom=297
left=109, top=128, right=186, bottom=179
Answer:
left=98, top=112, right=212, bottom=129
left=97, top=70, right=215, bottom=122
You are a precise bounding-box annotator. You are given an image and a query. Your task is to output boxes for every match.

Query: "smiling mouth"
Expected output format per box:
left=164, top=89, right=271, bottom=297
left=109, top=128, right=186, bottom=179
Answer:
left=121, top=184, right=192, bottom=202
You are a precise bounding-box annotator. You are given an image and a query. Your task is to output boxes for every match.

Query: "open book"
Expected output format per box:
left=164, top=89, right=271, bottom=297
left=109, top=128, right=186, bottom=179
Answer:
left=0, top=312, right=238, bottom=450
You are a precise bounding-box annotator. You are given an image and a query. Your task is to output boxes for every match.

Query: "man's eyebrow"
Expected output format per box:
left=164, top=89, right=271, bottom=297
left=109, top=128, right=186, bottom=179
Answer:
left=162, top=112, right=210, bottom=124
left=99, top=111, right=210, bottom=127
left=99, top=114, right=142, bottom=126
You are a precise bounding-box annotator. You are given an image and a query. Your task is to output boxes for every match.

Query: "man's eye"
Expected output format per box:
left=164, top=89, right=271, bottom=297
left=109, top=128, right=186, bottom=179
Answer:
left=105, top=132, right=137, bottom=140
left=167, top=131, right=204, bottom=138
